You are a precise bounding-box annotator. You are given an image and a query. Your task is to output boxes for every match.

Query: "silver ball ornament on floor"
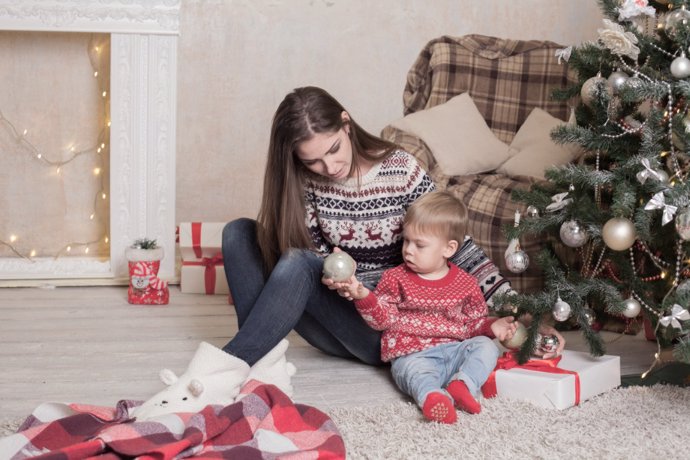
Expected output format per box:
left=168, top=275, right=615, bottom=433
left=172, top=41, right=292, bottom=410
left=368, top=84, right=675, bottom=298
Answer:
left=559, top=220, right=588, bottom=248
left=583, top=307, right=596, bottom=326
left=505, top=250, right=529, bottom=274
left=552, top=297, right=572, bottom=322
left=322, top=251, right=356, bottom=282
left=622, top=298, right=642, bottom=318
left=602, top=217, right=636, bottom=251
left=536, top=333, right=560, bottom=354
left=671, top=54, right=690, bottom=79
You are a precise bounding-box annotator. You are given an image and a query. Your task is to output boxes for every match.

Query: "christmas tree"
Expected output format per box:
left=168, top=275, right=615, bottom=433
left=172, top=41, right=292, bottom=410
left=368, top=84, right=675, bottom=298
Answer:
left=500, top=0, right=690, bottom=368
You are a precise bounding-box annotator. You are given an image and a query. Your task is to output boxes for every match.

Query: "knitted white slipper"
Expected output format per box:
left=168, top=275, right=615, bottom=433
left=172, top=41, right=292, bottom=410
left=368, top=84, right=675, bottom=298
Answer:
left=240, top=339, right=297, bottom=399
left=131, top=341, right=249, bottom=420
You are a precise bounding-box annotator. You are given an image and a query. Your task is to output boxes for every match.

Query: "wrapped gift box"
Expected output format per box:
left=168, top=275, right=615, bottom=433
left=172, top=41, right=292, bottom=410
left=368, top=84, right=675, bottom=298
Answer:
left=180, top=261, right=229, bottom=295
left=178, top=222, right=226, bottom=260
left=484, top=350, right=620, bottom=410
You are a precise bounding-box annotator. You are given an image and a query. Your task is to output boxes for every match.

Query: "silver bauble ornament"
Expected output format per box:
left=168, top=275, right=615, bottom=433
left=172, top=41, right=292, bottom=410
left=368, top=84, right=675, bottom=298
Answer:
left=665, top=6, right=690, bottom=40
left=322, top=251, right=356, bottom=282
left=622, top=298, right=642, bottom=318
left=602, top=217, right=636, bottom=251
left=677, top=279, right=690, bottom=296
left=505, top=250, right=529, bottom=274
left=552, top=297, right=572, bottom=322
left=580, top=74, right=609, bottom=107
left=607, top=70, right=629, bottom=94
left=526, top=205, right=540, bottom=218
left=536, top=333, right=560, bottom=354
left=583, top=307, right=596, bottom=326
left=675, top=207, right=690, bottom=241
left=559, top=220, right=589, bottom=248
left=671, top=54, right=690, bottom=79
left=500, top=321, right=528, bottom=350
left=621, top=75, right=644, bottom=97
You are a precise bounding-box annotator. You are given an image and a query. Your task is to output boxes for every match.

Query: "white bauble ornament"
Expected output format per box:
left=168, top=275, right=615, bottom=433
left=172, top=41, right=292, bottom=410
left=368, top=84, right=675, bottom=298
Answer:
left=580, top=74, right=609, bottom=107
left=322, top=251, right=356, bottom=282
left=526, top=205, right=540, bottom=218
left=552, top=297, right=572, bottom=322
left=602, top=217, right=636, bottom=251
left=675, top=207, right=690, bottom=241
left=622, top=298, right=642, bottom=318
left=608, top=70, right=629, bottom=94
left=500, top=321, right=528, bottom=350
left=505, top=250, right=529, bottom=274
left=671, top=54, right=690, bottom=78
left=559, top=220, right=589, bottom=248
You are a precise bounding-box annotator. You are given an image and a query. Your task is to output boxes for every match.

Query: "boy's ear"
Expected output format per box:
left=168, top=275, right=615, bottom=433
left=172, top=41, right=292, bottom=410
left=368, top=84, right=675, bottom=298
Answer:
left=444, top=239, right=459, bottom=258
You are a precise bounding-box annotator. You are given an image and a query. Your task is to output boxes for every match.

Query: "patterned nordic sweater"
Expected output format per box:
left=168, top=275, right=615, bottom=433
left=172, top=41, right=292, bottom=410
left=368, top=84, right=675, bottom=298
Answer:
left=354, top=263, right=497, bottom=362
left=304, top=150, right=511, bottom=307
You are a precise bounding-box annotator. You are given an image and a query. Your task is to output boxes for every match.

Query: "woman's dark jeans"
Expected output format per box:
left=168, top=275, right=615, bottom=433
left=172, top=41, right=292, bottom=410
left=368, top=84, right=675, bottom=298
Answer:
left=221, top=218, right=382, bottom=366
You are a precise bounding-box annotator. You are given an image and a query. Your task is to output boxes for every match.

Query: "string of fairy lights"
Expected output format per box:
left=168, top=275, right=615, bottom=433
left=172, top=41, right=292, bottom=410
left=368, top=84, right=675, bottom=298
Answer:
left=0, top=34, right=110, bottom=261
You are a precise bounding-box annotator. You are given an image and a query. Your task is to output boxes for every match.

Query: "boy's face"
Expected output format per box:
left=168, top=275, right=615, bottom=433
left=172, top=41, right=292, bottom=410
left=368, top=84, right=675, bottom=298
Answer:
left=402, top=226, right=456, bottom=276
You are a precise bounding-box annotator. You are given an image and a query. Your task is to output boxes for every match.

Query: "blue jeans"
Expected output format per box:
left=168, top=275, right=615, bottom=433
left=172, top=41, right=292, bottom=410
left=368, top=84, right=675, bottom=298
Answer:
left=390, top=336, right=499, bottom=407
left=221, top=218, right=383, bottom=366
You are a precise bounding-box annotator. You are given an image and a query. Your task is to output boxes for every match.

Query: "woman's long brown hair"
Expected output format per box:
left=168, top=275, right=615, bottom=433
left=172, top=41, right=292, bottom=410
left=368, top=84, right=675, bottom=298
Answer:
left=256, top=86, right=398, bottom=272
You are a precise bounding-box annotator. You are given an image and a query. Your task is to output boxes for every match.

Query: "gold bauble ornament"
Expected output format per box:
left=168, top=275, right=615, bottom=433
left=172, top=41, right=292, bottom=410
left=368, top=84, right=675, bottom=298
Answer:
left=602, top=217, right=636, bottom=251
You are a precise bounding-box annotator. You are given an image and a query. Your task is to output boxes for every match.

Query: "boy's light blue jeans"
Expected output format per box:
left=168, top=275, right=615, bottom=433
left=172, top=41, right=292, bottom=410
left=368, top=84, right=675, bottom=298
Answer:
left=390, top=336, right=499, bottom=407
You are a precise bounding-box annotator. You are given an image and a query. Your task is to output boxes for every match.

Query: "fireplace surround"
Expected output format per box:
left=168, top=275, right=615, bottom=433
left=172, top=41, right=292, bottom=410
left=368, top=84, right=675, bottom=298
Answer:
left=0, top=0, right=179, bottom=284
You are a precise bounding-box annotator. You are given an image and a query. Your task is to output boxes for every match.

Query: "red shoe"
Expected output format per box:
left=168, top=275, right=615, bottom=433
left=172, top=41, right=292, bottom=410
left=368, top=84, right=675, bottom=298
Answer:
left=422, top=392, right=457, bottom=424
left=447, top=380, right=481, bottom=414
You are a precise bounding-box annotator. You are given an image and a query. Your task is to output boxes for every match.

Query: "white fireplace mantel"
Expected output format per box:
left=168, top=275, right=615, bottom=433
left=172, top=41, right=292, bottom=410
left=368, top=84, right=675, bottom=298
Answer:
left=0, top=0, right=179, bottom=283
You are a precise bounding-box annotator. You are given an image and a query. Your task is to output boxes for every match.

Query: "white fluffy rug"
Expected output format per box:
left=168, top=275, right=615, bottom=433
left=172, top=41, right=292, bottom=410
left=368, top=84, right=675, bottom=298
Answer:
left=327, top=384, right=690, bottom=460
left=2, top=385, right=688, bottom=459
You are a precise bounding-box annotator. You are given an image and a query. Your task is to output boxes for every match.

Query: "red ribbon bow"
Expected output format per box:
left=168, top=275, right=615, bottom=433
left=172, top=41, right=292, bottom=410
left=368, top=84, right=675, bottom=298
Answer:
left=482, top=351, right=581, bottom=406
left=182, top=252, right=223, bottom=294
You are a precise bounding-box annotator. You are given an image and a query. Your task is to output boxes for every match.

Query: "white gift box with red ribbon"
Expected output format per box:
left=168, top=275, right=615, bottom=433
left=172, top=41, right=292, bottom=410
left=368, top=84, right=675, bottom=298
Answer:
left=483, top=350, right=620, bottom=410
left=178, top=222, right=230, bottom=296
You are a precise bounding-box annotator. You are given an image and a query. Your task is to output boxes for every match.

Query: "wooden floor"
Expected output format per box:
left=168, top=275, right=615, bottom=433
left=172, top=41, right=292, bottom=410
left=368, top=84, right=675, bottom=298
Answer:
left=0, top=285, right=659, bottom=420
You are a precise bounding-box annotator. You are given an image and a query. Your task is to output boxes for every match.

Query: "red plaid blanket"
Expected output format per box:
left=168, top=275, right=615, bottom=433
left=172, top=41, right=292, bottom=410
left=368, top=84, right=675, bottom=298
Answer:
left=0, top=380, right=345, bottom=459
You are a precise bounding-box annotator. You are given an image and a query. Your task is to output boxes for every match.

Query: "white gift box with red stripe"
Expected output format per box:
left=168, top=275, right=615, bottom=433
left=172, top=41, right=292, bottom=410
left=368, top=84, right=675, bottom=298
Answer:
left=482, top=350, right=620, bottom=410
left=178, top=222, right=230, bottom=296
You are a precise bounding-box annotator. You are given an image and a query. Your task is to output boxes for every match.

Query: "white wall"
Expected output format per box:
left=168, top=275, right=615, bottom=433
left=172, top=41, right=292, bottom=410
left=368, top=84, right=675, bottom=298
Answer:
left=176, top=0, right=604, bottom=222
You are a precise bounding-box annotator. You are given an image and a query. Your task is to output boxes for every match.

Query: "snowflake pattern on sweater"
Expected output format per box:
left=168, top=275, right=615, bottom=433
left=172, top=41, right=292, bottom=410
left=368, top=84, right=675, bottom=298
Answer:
left=355, top=263, right=496, bottom=362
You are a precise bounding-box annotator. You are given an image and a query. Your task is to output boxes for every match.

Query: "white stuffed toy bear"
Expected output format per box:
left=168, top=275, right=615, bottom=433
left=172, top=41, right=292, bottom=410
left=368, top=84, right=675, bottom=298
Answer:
left=132, top=339, right=297, bottom=420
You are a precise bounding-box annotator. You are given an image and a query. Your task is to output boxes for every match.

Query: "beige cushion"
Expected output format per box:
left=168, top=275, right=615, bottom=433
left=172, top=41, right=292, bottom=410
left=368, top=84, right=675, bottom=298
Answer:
left=496, top=108, right=581, bottom=179
left=389, top=93, right=510, bottom=175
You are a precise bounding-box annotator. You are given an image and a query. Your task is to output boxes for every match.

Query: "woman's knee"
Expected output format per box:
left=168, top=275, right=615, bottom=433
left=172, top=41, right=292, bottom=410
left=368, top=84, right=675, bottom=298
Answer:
left=223, top=218, right=256, bottom=248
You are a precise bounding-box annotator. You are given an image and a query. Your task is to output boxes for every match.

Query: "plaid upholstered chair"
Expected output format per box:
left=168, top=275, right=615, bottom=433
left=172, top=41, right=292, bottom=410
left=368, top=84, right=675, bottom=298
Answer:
left=382, top=34, right=579, bottom=294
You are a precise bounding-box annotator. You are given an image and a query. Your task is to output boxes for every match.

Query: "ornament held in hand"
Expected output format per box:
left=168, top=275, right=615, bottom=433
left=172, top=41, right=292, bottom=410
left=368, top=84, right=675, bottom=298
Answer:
left=322, top=251, right=356, bottom=282
left=500, top=321, right=528, bottom=350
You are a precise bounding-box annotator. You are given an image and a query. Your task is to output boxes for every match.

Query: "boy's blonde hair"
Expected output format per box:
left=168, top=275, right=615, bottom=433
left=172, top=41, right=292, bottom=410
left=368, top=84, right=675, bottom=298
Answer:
left=403, top=191, right=468, bottom=243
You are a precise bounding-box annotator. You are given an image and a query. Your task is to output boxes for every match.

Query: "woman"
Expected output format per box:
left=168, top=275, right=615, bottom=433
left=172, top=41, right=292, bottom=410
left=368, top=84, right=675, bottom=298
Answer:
left=221, top=86, right=563, bottom=371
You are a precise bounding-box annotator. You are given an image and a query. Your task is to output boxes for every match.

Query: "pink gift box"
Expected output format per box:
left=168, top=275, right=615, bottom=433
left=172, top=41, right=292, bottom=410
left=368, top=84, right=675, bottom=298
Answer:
left=485, top=350, right=620, bottom=410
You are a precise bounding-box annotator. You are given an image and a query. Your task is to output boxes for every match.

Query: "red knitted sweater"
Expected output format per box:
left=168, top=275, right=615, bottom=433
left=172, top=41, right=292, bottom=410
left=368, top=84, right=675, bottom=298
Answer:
left=354, top=263, right=497, bottom=361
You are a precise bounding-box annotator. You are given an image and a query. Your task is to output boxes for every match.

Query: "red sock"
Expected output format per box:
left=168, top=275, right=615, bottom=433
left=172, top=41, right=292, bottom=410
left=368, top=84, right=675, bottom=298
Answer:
left=447, top=380, right=481, bottom=414
left=422, top=392, right=457, bottom=424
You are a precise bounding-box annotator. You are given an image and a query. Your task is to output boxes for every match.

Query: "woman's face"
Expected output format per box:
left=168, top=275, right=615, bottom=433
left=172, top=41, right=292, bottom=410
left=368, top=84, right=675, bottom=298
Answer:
left=295, top=123, right=353, bottom=181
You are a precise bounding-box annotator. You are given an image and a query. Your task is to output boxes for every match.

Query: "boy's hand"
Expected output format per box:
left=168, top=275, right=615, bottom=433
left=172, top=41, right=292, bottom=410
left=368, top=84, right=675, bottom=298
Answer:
left=332, top=275, right=369, bottom=301
left=490, top=315, right=517, bottom=341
